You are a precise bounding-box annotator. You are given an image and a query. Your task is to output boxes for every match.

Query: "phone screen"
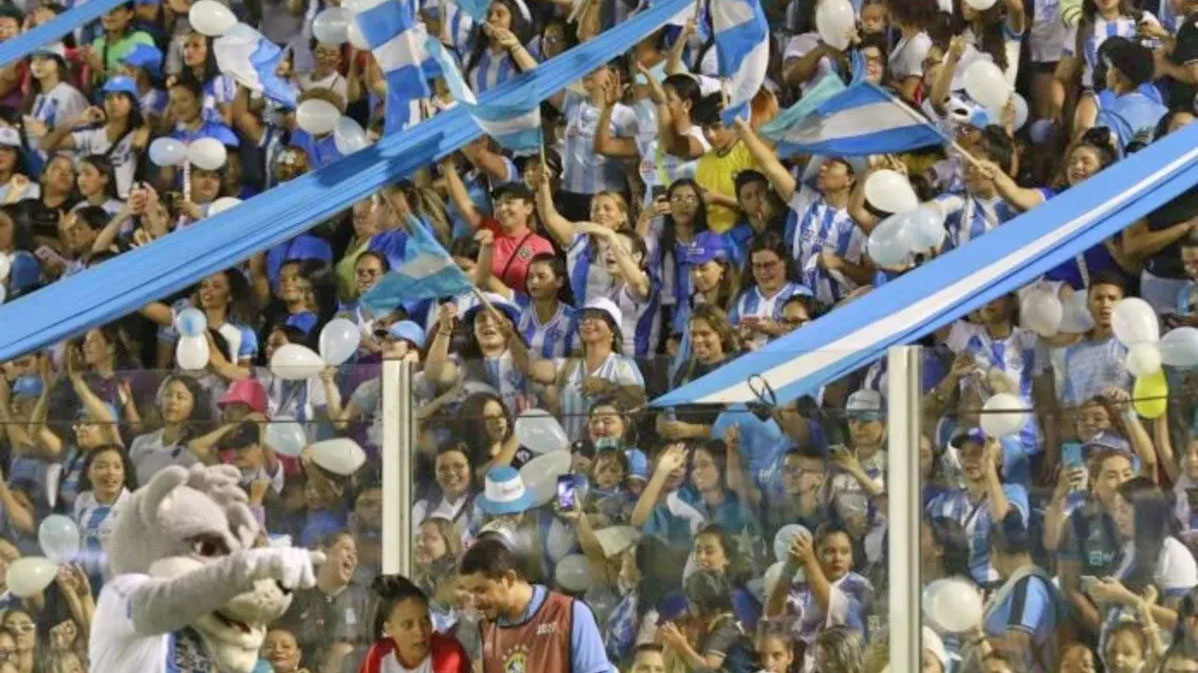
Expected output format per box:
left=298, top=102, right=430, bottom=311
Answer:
left=556, top=475, right=577, bottom=511
left=1062, top=442, right=1084, bottom=470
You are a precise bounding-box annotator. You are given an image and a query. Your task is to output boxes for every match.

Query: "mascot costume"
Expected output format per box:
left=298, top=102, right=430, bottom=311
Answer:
left=88, top=464, right=325, bottom=673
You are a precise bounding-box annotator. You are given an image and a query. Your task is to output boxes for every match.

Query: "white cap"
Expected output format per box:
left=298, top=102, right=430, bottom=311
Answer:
left=583, top=297, right=623, bottom=330
left=0, top=127, right=20, bottom=148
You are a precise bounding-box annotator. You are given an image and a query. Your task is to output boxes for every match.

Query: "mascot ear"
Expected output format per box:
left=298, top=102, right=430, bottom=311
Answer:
left=138, top=466, right=190, bottom=525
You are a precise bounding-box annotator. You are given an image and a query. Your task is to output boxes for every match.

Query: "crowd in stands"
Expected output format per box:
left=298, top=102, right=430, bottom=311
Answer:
left=0, top=0, right=1196, bottom=669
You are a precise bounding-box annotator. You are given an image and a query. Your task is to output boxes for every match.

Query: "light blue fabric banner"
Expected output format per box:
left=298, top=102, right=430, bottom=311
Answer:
left=0, top=0, right=693, bottom=361
left=653, top=122, right=1198, bottom=407
left=0, top=0, right=127, bottom=68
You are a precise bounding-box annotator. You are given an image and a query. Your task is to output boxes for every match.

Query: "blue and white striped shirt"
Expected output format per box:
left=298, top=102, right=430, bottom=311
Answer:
left=926, top=485, right=1029, bottom=586
left=556, top=353, right=645, bottom=440
left=566, top=233, right=614, bottom=305
left=516, top=300, right=580, bottom=359
left=728, top=282, right=813, bottom=350
left=1059, top=335, right=1131, bottom=406
left=935, top=192, right=1020, bottom=250
left=1063, top=13, right=1159, bottom=88
left=561, top=91, right=637, bottom=195
left=466, top=48, right=522, bottom=94
left=785, top=188, right=864, bottom=305
left=605, top=281, right=661, bottom=359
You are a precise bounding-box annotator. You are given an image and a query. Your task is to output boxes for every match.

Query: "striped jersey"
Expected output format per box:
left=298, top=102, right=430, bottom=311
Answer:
left=728, top=282, right=813, bottom=350
left=1063, top=13, right=1159, bottom=88
left=556, top=353, right=645, bottom=440
left=561, top=91, right=637, bottom=195
left=516, top=299, right=580, bottom=358
left=785, top=188, right=864, bottom=305
left=935, top=192, right=1020, bottom=250
left=604, top=280, right=662, bottom=358
left=566, top=233, right=615, bottom=305
left=925, top=485, right=1030, bottom=586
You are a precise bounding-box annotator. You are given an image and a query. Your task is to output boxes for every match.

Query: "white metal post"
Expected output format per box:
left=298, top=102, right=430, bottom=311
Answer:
left=887, top=345, right=921, bottom=673
left=381, top=359, right=414, bottom=576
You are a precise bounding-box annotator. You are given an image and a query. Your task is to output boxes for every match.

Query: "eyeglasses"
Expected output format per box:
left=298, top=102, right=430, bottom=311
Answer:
left=670, top=195, right=698, bottom=204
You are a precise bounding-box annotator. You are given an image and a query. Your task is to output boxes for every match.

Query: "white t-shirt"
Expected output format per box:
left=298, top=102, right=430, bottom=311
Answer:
left=90, top=574, right=172, bottom=673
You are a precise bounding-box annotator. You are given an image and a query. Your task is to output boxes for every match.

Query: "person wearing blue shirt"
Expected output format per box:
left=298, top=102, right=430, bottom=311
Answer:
left=1093, top=38, right=1168, bottom=153
left=982, top=511, right=1063, bottom=673
left=928, top=127, right=1020, bottom=250
left=926, top=429, right=1029, bottom=588
left=459, top=537, right=612, bottom=673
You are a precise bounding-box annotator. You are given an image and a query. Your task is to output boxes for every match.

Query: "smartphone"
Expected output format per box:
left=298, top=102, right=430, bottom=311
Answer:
left=1062, top=442, right=1087, bottom=491
left=556, top=474, right=578, bottom=511
left=651, top=185, right=668, bottom=200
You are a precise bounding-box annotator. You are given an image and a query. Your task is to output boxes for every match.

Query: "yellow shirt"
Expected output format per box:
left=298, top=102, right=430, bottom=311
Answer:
left=694, top=140, right=760, bottom=234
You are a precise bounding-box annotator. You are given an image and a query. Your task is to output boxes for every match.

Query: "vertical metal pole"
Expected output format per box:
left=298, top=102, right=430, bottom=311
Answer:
left=381, top=359, right=414, bottom=576
left=887, top=346, right=922, bottom=673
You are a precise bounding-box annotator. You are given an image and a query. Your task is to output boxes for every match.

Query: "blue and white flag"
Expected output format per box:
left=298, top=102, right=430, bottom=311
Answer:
left=770, top=81, right=948, bottom=157
left=712, top=0, right=768, bottom=123
left=213, top=25, right=296, bottom=108
left=757, top=70, right=846, bottom=143
left=426, top=38, right=542, bottom=152
left=354, top=0, right=434, bottom=135
left=360, top=216, right=474, bottom=313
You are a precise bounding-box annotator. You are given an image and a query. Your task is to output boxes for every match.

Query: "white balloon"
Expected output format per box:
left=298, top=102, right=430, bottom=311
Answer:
left=1020, top=289, right=1063, bottom=337
left=864, top=169, right=918, bottom=214
left=346, top=19, right=371, bottom=50
left=988, top=92, right=1029, bottom=132
left=867, top=214, right=911, bottom=268
left=319, top=318, right=362, bottom=365
left=312, top=6, right=350, bottom=44
left=814, top=0, right=854, bottom=50
left=0, top=252, right=12, bottom=281
left=1059, top=289, right=1095, bottom=334
left=979, top=392, right=1026, bottom=438
left=773, top=524, right=812, bottom=562
left=188, top=0, right=237, bottom=36
left=518, top=451, right=572, bottom=507
left=515, top=409, right=569, bottom=454
left=1126, top=342, right=1163, bottom=377
left=1112, top=297, right=1160, bottom=346
left=223, top=22, right=260, bottom=41
left=310, top=437, right=366, bottom=476
left=554, top=554, right=593, bottom=592
left=763, top=561, right=805, bottom=599
left=333, top=116, right=370, bottom=155
left=903, top=204, right=946, bottom=252
left=1160, top=327, right=1198, bottom=367
left=264, top=417, right=308, bottom=457
left=962, top=60, right=1011, bottom=112
left=207, top=196, right=242, bottom=216
left=922, top=578, right=983, bottom=632
left=296, top=99, right=340, bottom=136
left=270, top=343, right=325, bottom=380
left=176, top=335, right=210, bottom=370
left=8, top=557, right=59, bottom=598
left=148, top=137, right=187, bottom=167
left=187, top=138, right=228, bottom=170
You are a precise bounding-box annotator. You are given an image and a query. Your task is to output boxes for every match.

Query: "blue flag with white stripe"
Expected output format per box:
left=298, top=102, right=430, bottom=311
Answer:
left=213, top=25, right=296, bottom=108
left=712, top=0, right=769, bottom=124
left=770, top=81, right=949, bottom=157
left=360, top=216, right=474, bottom=313
left=354, top=0, right=433, bottom=135
left=426, top=38, right=542, bottom=152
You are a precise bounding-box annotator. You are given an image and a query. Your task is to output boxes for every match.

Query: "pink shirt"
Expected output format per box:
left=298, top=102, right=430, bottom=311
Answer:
left=482, top=218, right=554, bottom=293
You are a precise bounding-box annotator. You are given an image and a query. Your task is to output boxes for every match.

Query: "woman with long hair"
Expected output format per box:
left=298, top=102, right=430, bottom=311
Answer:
left=515, top=253, right=579, bottom=359
left=21, top=47, right=87, bottom=171
left=72, top=444, right=136, bottom=591
left=929, top=0, right=1025, bottom=109
left=730, top=231, right=811, bottom=351
left=461, top=0, right=538, bottom=94
left=454, top=391, right=532, bottom=482
left=658, top=178, right=713, bottom=327
left=178, top=31, right=234, bottom=124
left=660, top=304, right=739, bottom=442
left=413, top=445, right=482, bottom=542
left=40, top=77, right=149, bottom=198
left=140, top=268, right=258, bottom=376
left=72, top=155, right=124, bottom=218
left=885, top=0, right=941, bottom=102
left=359, top=574, right=471, bottom=673
left=128, top=374, right=215, bottom=484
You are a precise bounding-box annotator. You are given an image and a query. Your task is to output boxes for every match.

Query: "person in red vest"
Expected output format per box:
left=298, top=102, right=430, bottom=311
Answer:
left=458, top=537, right=613, bottom=673
left=359, top=575, right=471, bottom=673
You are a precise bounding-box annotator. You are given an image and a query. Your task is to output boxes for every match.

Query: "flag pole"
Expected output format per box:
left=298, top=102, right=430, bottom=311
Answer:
left=182, top=160, right=192, bottom=202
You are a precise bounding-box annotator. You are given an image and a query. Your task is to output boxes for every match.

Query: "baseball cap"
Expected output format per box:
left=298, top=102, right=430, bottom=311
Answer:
left=0, top=126, right=20, bottom=148
left=121, top=43, right=163, bottom=78
left=11, top=375, right=42, bottom=399
left=217, top=379, right=267, bottom=414
left=462, top=293, right=521, bottom=324
left=682, top=231, right=730, bottom=265
left=102, top=76, right=138, bottom=97
left=387, top=320, right=426, bottom=349
left=1081, top=429, right=1132, bottom=456
left=845, top=389, right=883, bottom=420
left=31, top=42, right=66, bottom=60
left=76, top=402, right=119, bottom=422
left=949, top=427, right=988, bottom=450
left=491, top=182, right=534, bottom=202
left=583, top=297, right=623, bottom=330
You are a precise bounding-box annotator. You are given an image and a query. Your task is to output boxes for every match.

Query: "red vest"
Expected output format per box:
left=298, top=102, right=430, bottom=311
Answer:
left=482, top=589, right=575, bottom=673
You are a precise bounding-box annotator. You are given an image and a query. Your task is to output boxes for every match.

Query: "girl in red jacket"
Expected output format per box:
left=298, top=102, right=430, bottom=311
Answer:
left=360, top=575, right=472, bottom=673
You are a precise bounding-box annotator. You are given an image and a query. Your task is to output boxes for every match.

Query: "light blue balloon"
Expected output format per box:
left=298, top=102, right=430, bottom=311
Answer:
left=38, top=514, right=80, bottom=563
left=148, top=137, right=186, bottom=167
left=265, top=417, right=308, bottom=457
left=175, top=307, right=208, bottom=337
left=867, top=215, right=910, bottom=268
left=904, top=204, right=946, bottom=251
left=1160, top=327, right=1198, bottom=367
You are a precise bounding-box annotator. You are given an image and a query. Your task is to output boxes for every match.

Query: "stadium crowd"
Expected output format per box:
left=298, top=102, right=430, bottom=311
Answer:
left=0, top=0, right=1197, bottom=669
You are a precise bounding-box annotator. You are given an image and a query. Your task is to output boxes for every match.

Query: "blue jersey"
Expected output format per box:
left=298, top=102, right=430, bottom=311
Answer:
left=516, top=300, right=580, bottom=358
left=288, top=129, right=343, bottom=170
left=926, top=485, right=1030, bottom=586
left=1095, top=86, right=1168, bottom=151
left=566, top=233, right=614, bottom=305
left=983, top=570, right=1061, bottom=670
left=785, top=188, right=864, bottom=304
left=606, top=281, right=661, bottom=358
left=935, top=192, right=1020, bottom=250
left=466, top=47, right=522, bottom=94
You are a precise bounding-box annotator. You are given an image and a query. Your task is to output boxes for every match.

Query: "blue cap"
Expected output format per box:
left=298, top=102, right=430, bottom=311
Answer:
left=463, top=293, right=521, bottom=325
left=950, top=427, right=988, bottom=450
left=682, top=231, right=729, bottom=265
left=626, top=449, right=649, bottom=481
left=8, top=251, right=41, bottom=292
left=11, top=375, right=42, bottom=399
left=387, top=320, right=426, bottom=349
left=121, top=43, right=163, bottom=78
left=102, top=76, right=138, bottom=97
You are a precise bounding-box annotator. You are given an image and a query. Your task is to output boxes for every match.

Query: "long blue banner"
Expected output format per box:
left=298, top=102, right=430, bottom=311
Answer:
left=0, top=0, right=127, bottom=68
left=0, top=0, right=692, bottom=361
left=653, top=122, right=1198, bottom=406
